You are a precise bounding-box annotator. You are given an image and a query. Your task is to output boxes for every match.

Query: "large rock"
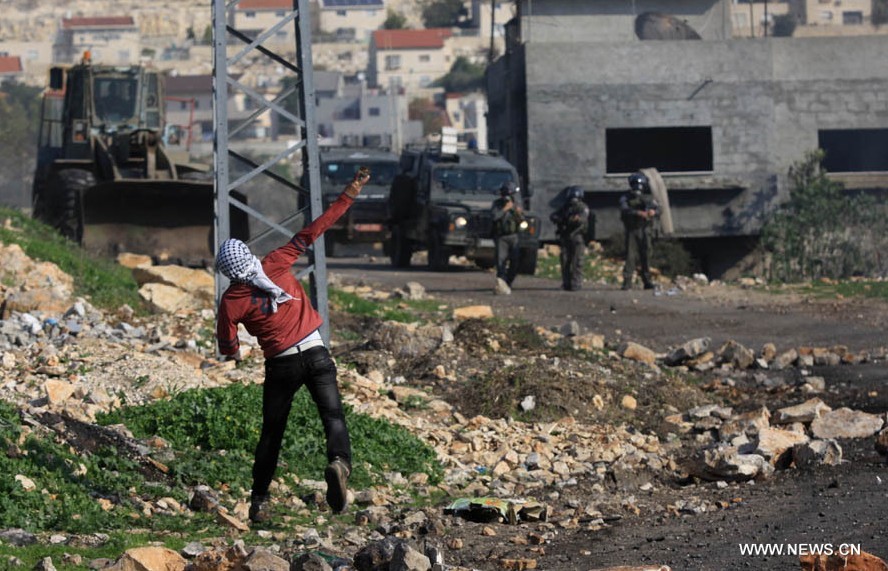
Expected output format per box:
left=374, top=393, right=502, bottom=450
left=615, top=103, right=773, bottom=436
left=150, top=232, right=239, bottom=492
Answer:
left=138, top=283, right=204, bottom=314
left=800, top=551, right=888, bottom=571
left=717, top=340, right=755, bottom=370
left=753, top=427, right=809, bottom=466
left=688, top=446, right=774, bottom=482
left=452, top=305, right=494, bottom=320
left=664, top=337, right=710, bottom=366
left=793, top=439, right=843, bottom=467
left=370, top=321, right=442, bottom=358
left=618, top=341, right=657, bottom=366
left=242, top=548, right=289, bottom=571
left=718, top=406, right=771, bottom=441
left=810, top=408, right=884, bottom=440
left=106, top=547, right=186, bottom=571
left=774, top=398, right=831, bottom=424
left=132, top=265, right=214, bottom=301
left=0, top=243, right=74, bottom=315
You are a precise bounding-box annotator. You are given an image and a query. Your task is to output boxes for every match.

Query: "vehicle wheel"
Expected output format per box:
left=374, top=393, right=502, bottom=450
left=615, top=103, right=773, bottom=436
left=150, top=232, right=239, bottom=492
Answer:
left=427, top=232, right=449, bottom=271
left=51, top=169, right=94, bottom=243
left=390, top=225, right=412, bottom=268
left=518, top=246, right=539, bottom=275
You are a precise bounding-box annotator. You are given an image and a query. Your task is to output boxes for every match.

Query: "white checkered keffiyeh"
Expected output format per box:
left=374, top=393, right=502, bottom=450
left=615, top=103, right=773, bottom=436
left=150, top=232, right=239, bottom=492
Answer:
left=216, top=239, right=293, bottom=313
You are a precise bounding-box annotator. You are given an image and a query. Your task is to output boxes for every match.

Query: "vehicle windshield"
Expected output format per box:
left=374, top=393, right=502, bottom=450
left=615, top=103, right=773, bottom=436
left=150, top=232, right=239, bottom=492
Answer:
left=432, top=168, right=514, bottom=194
left=322, top=161, right=398, bottom=187
left=93, top=77, right=138, bottom=123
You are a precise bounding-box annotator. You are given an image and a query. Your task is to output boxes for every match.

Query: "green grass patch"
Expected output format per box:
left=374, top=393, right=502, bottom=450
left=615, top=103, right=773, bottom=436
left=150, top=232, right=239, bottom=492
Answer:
left=786, top=279, right=888, bottom=300
left=97, top=383, right=443, bottom=493
left=329, top=287, right=447, bottom=323
left=535, top=248, right=621, bottom=284
left=0, top=206, right=143, bottom=311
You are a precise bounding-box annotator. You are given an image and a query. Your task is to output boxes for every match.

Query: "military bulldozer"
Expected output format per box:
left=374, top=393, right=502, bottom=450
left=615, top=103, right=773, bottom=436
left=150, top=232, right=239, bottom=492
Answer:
left=32, top=54, right=247, bottom=265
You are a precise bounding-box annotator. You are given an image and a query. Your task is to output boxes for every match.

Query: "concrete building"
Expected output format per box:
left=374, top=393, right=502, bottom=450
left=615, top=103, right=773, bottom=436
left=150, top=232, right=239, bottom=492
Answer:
left=486, top=0, right=888, bottom=272
left=315, top=0, right=387, bottom=42
left=53, top=16, right=141, bottom=64
left=443, top=92, right=488, bottom=150
left=789, top=0, right=871, bottom=26
left=368, top=28, right=454, bottom=91
left=731, top=0, right=791, bottom=38
left=165, top=73, right=261, bottom=144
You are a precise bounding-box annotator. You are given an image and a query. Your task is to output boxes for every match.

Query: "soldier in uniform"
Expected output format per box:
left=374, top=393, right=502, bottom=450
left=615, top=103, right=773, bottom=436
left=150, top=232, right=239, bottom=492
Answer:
left=491, top=181, right=524, bottom=293
left=620, top=172, right=659, bottom=290
left=550, top=185, right=591, bottom=291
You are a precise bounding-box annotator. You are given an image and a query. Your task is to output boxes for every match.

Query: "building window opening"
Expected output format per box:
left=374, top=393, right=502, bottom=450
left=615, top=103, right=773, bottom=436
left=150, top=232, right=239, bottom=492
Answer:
left=606, top=126, right=713, bottom=173
left=819, top=129, right=888, bottom=172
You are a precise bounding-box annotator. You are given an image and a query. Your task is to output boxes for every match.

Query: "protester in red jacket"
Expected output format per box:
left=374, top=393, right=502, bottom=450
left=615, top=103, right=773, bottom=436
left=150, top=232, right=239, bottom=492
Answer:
left=216, top=167, right=370, bottom=523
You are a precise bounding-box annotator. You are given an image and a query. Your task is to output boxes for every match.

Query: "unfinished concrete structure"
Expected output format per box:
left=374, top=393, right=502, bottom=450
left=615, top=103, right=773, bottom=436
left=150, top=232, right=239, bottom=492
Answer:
left=486, top=0, right=888, bottom=272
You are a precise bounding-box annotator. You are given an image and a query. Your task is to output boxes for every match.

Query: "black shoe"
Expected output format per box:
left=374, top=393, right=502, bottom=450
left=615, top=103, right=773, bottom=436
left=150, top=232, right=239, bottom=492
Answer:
left=325, top=458, right=350, bottom=513
left=643, top=283, right=656, bottom=290
left=621, top=282, right=631, bottom=291
left=248, top=494, right=271, bottom=524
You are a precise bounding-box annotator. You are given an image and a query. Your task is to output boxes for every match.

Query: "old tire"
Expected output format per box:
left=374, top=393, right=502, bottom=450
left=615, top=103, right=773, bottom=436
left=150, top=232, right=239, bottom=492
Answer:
left=52, top=169, right=94, bottom=243
left=390, top=225, right=412, bottom=268
left=518, top=246, right=539, bottom=275
left=427, top=232, right=449, bottom=271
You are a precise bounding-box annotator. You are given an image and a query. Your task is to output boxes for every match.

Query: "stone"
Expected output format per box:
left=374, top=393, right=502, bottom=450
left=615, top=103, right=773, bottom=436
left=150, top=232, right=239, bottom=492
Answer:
left=116, top=253, right=153, bottom=269
left=793, top=439, right=843, bottom=467
left=499, top=558, right=537, bottom=570
left=242, top=548, right=289, bottom=571
left=216, top=510, right=249, bottom=532
left=799, top=551, right=888, bottom=571
left=573, top=332, right=605, bottom=351
left=664, top=337, right=710, bottom=366
left=132, top=265, right=214, bottom=300
left=44, top=379, right=76, bottom=404
left=390, top=542, right=431, bottom=571
left=688, top=446, right=774, bottom=482
left=774, top=398, right=831, bottom=424
left=106, top=547, right=186, bottom=571
left=718, top=406, right=771, bottom=441
left=811, top=408, right=884, bottom=440
left=15, top=475, right=36, bottom=492
left=717, top=340, right=755, bottom=370
left=753, top=427, right=809, bottom=465
left=772, top=348, right=798, bottom=370
left=617, top=341, right=657, bottom=366
left=138, top=283, right=202, bottom=314
left=291, top=553, right=333, bottom=571
left=559, top=321, right=581, bottom=337
left=33, top=558, right=56, bottom=571
left=0, top=529, right=37, bottom=546
left=876, top=428, right=888, bottom=456
left=452, top=305, right=494, bottom=320
left=760, top=343, right=777, bottom=361
left=520, top=395, right=536, bottom=412
left=621, top=395, right=637, bottom=410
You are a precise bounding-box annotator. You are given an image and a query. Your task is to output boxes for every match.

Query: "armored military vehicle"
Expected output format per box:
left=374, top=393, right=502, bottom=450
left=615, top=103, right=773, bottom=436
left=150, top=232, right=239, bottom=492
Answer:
left=387, top=145, right=540, bottom=272
left=316, top=147, right=400, bottom=256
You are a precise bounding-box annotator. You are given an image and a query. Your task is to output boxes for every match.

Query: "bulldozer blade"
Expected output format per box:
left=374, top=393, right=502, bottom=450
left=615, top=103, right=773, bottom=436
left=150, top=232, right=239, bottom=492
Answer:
left=81, top=179, right=249, bottom=266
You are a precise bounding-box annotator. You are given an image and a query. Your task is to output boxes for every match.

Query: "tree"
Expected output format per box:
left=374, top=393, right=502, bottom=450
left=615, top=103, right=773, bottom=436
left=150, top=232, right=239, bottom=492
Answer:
left=874, top=0, right=888, bottom=26
left=421, top=0, right=466, bottom=28
left=433, top=56, right=486, bottom=93
left=382, top=9, right=408, bottom=30
left=771, top=14, right=796, bottom=37
left=408, top=98, right=445, bottom=136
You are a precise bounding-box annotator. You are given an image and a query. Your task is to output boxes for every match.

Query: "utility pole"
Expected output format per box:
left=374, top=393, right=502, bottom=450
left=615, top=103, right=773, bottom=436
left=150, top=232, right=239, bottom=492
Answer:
left=212, top=0, right=329, bottom=341
left=489, top=0, right=496, bottom=63
left=764, top=0, right=770, bottom=37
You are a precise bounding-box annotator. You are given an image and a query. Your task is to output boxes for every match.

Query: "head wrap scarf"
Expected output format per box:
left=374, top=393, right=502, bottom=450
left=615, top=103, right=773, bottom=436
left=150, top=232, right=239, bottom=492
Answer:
left=216, top=239, right=293, bottom=313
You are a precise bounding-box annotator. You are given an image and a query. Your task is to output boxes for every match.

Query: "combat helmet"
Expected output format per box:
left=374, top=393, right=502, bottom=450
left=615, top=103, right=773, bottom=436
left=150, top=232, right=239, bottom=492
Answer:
left=628, top=172, right=649, bottom=192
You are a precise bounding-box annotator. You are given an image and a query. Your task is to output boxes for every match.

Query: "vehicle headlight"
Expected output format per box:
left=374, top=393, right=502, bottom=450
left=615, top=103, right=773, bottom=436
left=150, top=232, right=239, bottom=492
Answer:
left=519, top=220, right=529, bottom=231
left=454, top=216, right=468, bottom=228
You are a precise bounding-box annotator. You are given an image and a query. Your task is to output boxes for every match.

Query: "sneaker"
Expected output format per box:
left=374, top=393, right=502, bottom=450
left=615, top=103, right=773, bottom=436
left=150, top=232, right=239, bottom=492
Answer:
left=249, top=494, right=271, bottom=524
left=325, top=458, right=350, bottom=513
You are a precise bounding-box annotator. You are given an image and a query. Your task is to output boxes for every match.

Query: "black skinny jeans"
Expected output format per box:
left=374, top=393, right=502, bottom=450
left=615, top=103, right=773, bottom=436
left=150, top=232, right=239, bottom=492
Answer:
left=252, top=346, right=351, bottom=498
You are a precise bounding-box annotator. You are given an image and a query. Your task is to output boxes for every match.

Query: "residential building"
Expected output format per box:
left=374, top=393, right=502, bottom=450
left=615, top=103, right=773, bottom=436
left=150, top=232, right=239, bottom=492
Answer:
left=53, top=16, right=141, bottom=64
left=789, top=0, right=871, bottom=27
left=231, top=0, right=297, bottom=51
left=368, top=28, right=454, bottom=92
left=306, top=71, right=422, bottom=150
left=0, top=55, right=23, bottom=84
left=470, top=0, right=514, bottom=54
left=315, top=0, right=387, bottom=42
left=165, top=73, right=260, bottom=144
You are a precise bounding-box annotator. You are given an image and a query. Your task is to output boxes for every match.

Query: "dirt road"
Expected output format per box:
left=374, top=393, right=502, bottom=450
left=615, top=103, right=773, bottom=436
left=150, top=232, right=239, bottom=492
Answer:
left=327, top=253, right=888, bottom=570
left=328, top=255, right=888, bottom=355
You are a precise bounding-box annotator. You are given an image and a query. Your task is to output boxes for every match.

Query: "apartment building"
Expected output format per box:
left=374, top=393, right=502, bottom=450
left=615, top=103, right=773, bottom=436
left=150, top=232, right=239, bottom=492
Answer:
left=0, top=55, right=23, bottom=84
left=53, top=16, right=140, bottom=64
left=789, top=0, right=871, bottom=26
left=231, top=0, right=297, bottom=50
left=367, top=28, right=454, bottom=91
left=316, top=0, right=387, bottom=42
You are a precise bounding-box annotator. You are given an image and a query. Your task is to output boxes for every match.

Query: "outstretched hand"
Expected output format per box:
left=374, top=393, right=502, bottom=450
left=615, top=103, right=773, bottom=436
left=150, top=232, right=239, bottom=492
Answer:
left=344, top=166, right=371, bottom=198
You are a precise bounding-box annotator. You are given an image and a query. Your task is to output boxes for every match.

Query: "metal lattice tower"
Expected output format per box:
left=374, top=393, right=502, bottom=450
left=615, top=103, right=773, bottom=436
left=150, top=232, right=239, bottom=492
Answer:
left=212, top=0, right=330, bottom=341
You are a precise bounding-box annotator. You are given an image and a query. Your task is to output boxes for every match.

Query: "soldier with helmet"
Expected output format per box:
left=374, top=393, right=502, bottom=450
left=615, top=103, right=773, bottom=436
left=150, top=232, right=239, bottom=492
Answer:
left=550, top=185, right=591, bottom=291
left=620, top=172, right=660, bottom=290
left=491, top=181, right=524, bottom=293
